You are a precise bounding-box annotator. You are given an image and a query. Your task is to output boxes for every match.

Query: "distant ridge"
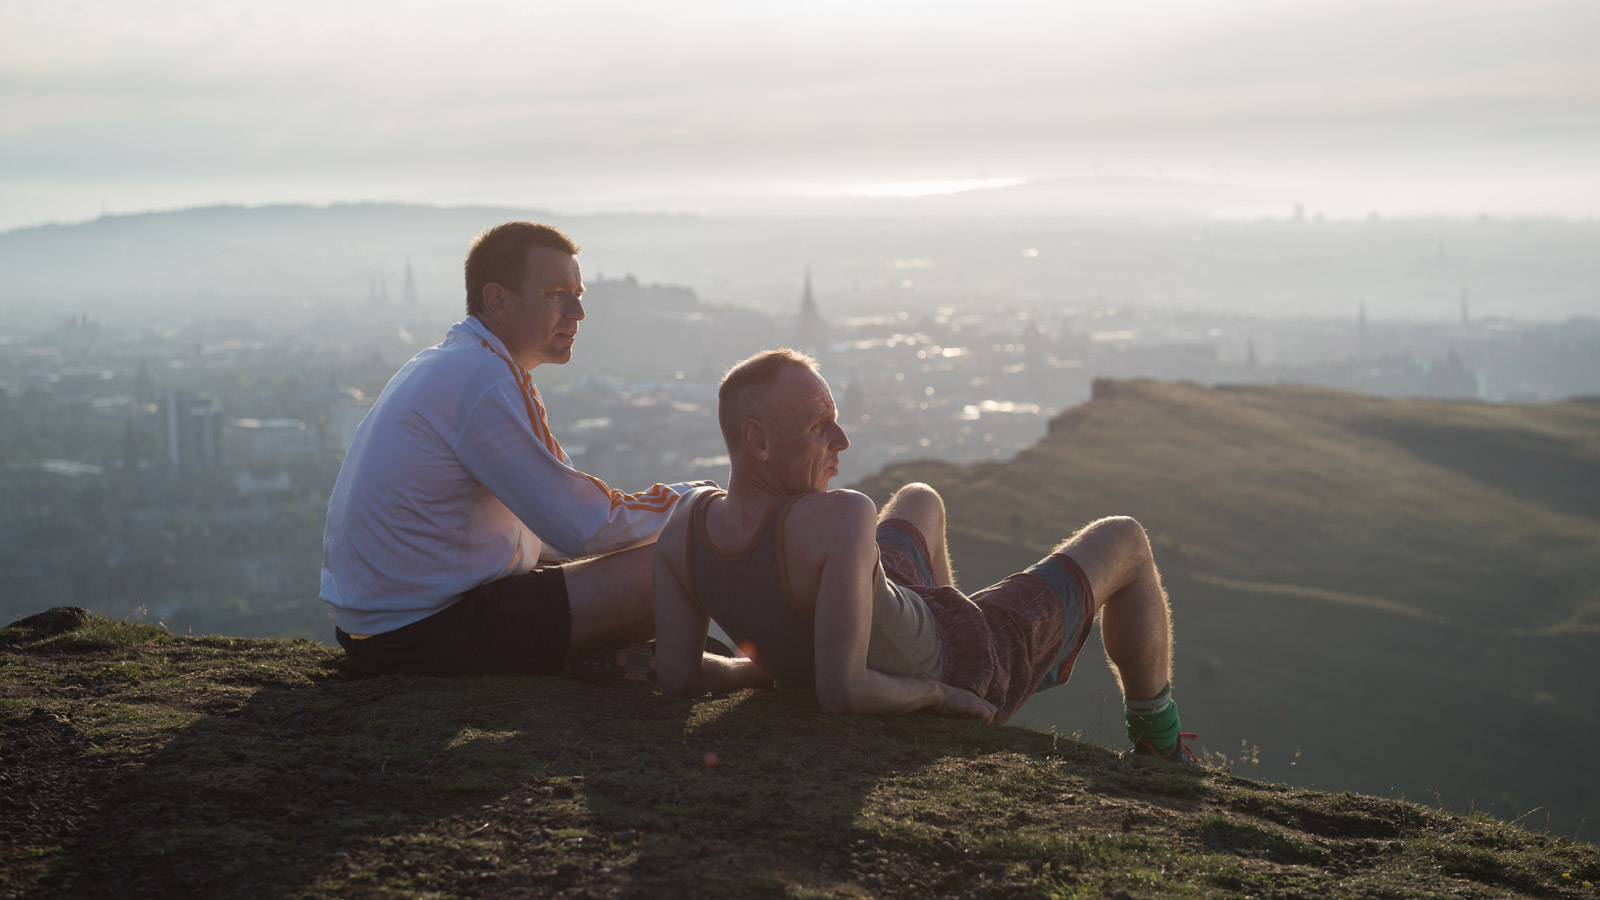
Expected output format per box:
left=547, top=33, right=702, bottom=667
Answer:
left=853, top=379, right=1600, bottom=833
left=6, top=203, right=1598, bottom=325
left=0, top=202, right=708, bottom=321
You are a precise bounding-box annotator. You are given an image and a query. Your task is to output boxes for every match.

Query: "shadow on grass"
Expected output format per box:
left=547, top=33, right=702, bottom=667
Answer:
left=31, top=651, right=1205, bottom=899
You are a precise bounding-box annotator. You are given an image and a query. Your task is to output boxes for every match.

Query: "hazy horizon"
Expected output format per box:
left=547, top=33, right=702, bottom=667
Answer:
left=8, top=197, right=1600, bottom=239
left=4, top=0, right=1599, bottom=232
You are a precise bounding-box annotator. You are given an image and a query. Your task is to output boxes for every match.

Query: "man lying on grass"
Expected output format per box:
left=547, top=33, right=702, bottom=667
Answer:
left=651, top=349, right=1198, bottom=763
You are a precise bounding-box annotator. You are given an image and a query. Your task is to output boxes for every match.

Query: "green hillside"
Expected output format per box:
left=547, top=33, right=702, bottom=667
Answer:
left=854, top=380, right=1600, bottom=835
left=3, top=609, right=1596, bottom=898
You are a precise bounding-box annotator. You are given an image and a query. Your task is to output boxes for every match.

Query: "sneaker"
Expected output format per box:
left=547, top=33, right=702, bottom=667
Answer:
left=568, top=638, right=636, bottom=682
left=1125, top=732, right=1201, bottom=767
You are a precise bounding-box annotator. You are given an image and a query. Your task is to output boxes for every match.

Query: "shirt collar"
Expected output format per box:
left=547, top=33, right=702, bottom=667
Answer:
left=455, top=316, right=518, bottom=368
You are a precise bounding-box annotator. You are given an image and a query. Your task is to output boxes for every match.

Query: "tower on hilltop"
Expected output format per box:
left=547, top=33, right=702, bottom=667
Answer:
left=797, top=267, right=828, bottom=349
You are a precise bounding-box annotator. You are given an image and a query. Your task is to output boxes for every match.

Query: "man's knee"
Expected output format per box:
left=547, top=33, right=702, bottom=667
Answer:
left=564, top=544, right=655, bottom=609
left=1062, top=516, right=1151, bottom=562
left=891, top=482, right=944, bottom=510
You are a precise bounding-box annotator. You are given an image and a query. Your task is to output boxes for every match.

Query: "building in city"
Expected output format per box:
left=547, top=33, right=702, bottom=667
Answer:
left=159, top=391, right=224, bottom=475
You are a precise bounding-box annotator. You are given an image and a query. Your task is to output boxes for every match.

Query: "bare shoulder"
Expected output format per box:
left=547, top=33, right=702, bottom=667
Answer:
left=780, top=490, right=878, bottom=602
left=792, top=488, right=876, bottom=519
left=788, top=490, right=878, bottom=548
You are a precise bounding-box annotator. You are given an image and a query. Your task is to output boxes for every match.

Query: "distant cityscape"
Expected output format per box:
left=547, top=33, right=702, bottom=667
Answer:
left=3, top=258, right=1598, bottom=642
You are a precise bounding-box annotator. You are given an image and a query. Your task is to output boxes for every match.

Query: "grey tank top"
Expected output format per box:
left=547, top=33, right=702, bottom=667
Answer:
left=684, top=490, right=944, bottom=694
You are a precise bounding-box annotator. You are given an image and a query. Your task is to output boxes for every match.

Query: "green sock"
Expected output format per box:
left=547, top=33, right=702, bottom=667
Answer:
left=1125, top=683, right=1180, bottom=752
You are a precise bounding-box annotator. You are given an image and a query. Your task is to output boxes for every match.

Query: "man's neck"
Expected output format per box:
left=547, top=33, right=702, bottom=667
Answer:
left=470, top=315, right=529, bottom=371
left=722, top=472, right=817, bottom=523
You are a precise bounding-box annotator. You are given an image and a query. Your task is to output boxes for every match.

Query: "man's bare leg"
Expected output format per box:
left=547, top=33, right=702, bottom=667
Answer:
left=562, top=544, right=655, bottom=652
left=1056, top=516, right=1172, bottom=703
left=878, top=482, right=956, bottom=588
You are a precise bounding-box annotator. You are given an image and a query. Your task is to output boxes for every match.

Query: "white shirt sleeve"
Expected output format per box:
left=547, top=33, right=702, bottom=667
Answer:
left=452, top=377, right=687, bottom=560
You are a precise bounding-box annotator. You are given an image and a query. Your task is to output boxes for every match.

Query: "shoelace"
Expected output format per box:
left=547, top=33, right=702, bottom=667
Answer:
left=1171, top=732, right=1200, bottom=762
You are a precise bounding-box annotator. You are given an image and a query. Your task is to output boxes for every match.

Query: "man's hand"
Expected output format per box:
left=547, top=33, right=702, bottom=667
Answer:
left=697, top=653, right=775, bottom=694
left=935, top=684, right=997, bottom=722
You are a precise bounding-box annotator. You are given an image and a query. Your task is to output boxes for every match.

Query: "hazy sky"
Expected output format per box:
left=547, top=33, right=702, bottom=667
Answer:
left=3, top=0, right=1598, bottom=230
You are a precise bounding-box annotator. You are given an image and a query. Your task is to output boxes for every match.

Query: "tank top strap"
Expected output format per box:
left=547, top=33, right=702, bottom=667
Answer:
left=689, top=487, right=723, bottom=531
left=771, top=492, right=805, bottom=531
left=681, top=488, right=724, bottom=615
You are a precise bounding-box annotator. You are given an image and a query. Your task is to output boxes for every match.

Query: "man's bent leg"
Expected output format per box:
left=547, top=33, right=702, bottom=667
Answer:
left=338, top=564, right=573, bottom=677
left=563, top=543, right=656, bottom=653
left=1056, top=516, right=1172, bottom=703
left=1057, top=516, right=1191, bottom=759
left=878, top=483, right=956, bottom=588
left=337, top=545, right=655, bottom=677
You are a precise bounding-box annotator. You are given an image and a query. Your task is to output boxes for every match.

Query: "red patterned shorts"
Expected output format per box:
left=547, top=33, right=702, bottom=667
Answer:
left=876, top=518, right=1097, bottom=725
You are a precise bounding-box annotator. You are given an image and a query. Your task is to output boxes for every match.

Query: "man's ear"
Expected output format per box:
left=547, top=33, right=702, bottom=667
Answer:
left=741, top=418, right=770, bottom=462
left=481, top=282, right=511, bottom=323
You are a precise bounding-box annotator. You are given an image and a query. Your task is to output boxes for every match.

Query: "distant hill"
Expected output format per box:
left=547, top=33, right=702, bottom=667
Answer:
left=854, top=379, right=1600, bottom=834
left=0, top=203, right=577, bottom=324
left=6, top=203, right=1598, bottom=330
left=0, top=203, right=792, bottom=329
left=2, top=608, right=1595, bottom=898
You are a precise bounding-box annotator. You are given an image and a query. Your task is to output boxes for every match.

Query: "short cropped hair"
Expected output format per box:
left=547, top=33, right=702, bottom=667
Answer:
left=463, top=222, right=579, bottom=317
left=717, top=349, right=820, bottom=451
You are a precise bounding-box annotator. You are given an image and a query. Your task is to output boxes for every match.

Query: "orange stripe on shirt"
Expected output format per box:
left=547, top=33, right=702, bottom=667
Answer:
left=482, top=339, right=678, bottom=515
left=619, top=494, right=680, bottom=512
left=484, top=342, right=547, bottom=448
left=580, top=471, right=680, bottom=512
left=482, top=340, right=561, bottom=455
left=526, top=382, right=562, bottom=457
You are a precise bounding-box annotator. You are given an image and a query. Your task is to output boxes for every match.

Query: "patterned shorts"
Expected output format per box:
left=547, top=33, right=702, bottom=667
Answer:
left=876, top=518, right=1097, bottom=725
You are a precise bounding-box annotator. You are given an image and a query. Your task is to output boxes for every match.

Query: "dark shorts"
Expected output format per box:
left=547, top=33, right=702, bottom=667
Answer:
left=335, top=565, right=572, bottom=677
left=876, top=518, right=1097, bottom=725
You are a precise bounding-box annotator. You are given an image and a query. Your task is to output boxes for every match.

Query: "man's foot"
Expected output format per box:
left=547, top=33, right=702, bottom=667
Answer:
left=1124, top=732, right=1201, bottom=767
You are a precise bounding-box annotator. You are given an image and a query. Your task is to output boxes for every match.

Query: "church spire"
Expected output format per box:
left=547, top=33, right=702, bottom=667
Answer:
left=403, top=258, right=419, bottom=307
left=797, top=266, right=827, bottom=347
left=800, top=268, right=820, bottom=320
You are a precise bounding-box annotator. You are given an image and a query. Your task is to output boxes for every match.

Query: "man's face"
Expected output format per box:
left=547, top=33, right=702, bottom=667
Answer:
left=766, top=366, right=850, bottom=493
left=501, top=245, right=585, bottom=368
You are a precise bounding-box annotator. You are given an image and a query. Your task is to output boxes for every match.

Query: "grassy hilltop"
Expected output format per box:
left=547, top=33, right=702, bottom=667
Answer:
left=852, top=379, right=1600, bottom=836
left=3, top=608, right=1597, bottom=899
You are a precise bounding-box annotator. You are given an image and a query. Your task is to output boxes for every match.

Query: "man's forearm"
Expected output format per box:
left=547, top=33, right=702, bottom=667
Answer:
left=696, top=655, right=773, bottom=694
left=820, top=672, right=996, bottom=720
left=819, top=670, right=943, bottom=716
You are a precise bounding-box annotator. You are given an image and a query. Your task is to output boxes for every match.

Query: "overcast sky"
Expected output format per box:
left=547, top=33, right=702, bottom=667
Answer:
left=3, top=0, right=1597, bottom=230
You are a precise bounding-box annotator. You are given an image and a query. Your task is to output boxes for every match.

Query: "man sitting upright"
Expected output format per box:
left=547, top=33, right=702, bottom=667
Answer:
left=652, top=349, right=1196, bottom=762
left=323, top=222, right=697, bottom=679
